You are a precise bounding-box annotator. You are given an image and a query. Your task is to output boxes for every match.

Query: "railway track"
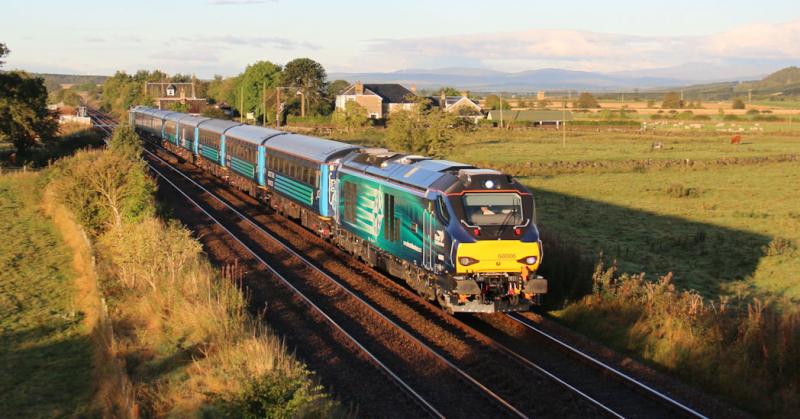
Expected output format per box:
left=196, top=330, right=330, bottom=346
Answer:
left=89, top=109, right=713, bottom=418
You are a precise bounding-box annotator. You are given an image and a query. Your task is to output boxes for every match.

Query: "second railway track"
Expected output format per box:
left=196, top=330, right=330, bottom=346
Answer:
left=90, top=109, right=712, bottom=418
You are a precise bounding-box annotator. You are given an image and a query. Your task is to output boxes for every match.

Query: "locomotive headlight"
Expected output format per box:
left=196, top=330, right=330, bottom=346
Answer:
left=484, top=180, right=495, bottom=189
left=459, top=257, right=480, bottom=266
left=517, top=256, right=538, bottom=265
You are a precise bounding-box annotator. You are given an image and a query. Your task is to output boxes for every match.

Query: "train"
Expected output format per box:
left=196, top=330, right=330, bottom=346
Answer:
left=130, top=106, right=547, bottom=313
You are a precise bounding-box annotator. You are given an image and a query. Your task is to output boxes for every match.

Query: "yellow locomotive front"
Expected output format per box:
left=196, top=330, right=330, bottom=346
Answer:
left=439, top=169, right=547, bottom=313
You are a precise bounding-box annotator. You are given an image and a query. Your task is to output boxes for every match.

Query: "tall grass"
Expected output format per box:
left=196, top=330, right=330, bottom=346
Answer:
left=557, top=262, right=800, bottom=417
left=44, top=131, right=340, bottom=417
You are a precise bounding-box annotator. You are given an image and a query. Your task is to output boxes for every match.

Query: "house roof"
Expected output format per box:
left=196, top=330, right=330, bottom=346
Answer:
left=340, top=83, right=416, bottom=103
left=486, top=109, right=574, bottom=122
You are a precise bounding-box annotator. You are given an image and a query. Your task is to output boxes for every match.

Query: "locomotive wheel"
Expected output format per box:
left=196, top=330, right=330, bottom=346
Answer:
left=435, top=288, right=453, bottom=314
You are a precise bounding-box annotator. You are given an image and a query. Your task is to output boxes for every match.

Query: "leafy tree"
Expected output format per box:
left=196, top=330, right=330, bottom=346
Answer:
left=661, top=92, right=683, bottom=109
left=206, top=74, right=238, bottom=106
left=441, top=86, right=460, bottom=96
left=0, top=43, right=9, bottom=67
left=0, top=70, right=58, bottom=157
left=109, top=124, right=142, bottom=159
left=331, top=101, right=369, bottom=132
left=100, top=70, right=162, bottom=119
left=386, top=98, right=456, bottom=158
left=573, top=92, right=600, bottom=109
left=202, top=107, right=230, bottom=120
left=166, top=102, right=189, bottom=113
left=234, top=61, right=282, bottom=121
left=281, top=58, right=327, bottom=116
left=327, top=79, right=349, bottom=97
left=732, top=98, right=746, bottom=109
left=537, top=99, right=551, bottom=108
left=484, top=94, right=511, bottom=110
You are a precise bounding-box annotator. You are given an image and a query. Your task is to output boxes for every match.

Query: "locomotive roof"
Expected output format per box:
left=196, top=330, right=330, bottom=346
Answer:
left=341, top=151, right=474, bottom=191
left=197, top=118, right=242, bottom=134
left=225, top=125, right=286, bottom=146
left=264, top=134, right=362, bottom=163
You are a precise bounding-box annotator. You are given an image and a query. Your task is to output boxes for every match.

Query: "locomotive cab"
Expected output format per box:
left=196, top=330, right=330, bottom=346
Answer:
left=440, top=169, right=547, bottom=312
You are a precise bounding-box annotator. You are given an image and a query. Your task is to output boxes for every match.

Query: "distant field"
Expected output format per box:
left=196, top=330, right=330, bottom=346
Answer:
left=0, top=173, right=92, bottom=416
left=448, top=126, right=800, bottom=166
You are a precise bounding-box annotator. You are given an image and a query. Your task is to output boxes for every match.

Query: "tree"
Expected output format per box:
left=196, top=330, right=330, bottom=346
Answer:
left=441, top=86, right=460, bottom=96
left=732, top=98, right=746, bottom=109
left=0, top=43, right=9, bottom=67
left=661, top=92, right=683, bottom=109
left=537, top=99, right=551, bottom=108
left=234, top=61, right=282, bottom=122
left=573, top=92, right=600, bottom=109
left=386, top=98, right=456, bottom=158
left=484, top=94, right=511, bottom=110
left=331, top=101, right=369, bottom=132
left=281, top=58, right=327, bottom=117
left=0, top=71, right=58, bottom=157
left=109, top=124, right=142, bottom=159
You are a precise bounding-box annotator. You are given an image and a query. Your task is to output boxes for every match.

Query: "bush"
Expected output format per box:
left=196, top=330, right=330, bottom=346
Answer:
left=48, top=149, right=155, bottom=234
left=746, top=109, right=760, bottom=115
left=723, top=114, right=741, bottom=121
left=732, top=98, right=746, bottom=109
left=559, top=263, right=800, bottom=417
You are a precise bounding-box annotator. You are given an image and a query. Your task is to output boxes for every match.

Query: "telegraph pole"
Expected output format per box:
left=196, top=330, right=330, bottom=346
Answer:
left=262, top=82, right=266, bottom=126
left=239, top=85, right=245, bottom=123
left=562, top=98, right=567, bottom=148
left=275, top=87, right=281, bottom=127
left=499, top=93, right=504, bottom=129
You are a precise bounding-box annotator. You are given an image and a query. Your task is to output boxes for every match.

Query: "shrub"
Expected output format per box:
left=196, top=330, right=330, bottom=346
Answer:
left=723, top=114, right=741, bottom=121
left=732, top=98, right=746, bottom=109
left=666, top=183, right=701, bottom=198
left=746, top=109, right=760, bottom=115
left=559, top=263, right=800, bottom=417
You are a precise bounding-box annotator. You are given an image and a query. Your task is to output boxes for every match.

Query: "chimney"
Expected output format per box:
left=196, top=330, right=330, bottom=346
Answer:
left=410, top=84, right=417, bottom=93
left=461, top=90, right=469, bottom=98
left=355, top=81, right=364, bottom=95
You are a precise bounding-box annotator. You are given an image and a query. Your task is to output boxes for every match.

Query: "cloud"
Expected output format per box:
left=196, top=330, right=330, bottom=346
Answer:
left=176, top=35, right=319, bottom=50
left=363, top=20, right=800, bottom=72
left=148, top=50, right=220, bottom=63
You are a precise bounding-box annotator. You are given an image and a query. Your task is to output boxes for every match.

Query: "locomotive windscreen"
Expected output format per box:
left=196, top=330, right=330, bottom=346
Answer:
left=462, top=193, right=523, bottom=226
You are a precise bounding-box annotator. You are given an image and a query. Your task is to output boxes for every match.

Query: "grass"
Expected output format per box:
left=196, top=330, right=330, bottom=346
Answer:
left=0, top=173, right=94, bottom=417
left=525, top=161, right=800, bottom=300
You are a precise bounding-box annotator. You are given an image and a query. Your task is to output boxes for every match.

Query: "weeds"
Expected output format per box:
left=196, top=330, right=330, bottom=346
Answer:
left=558, top=261, right=800, bottom=417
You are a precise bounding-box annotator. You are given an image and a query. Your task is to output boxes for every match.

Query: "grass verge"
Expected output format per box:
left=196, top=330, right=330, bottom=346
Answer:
left=0, top=172, right=94, bottom=417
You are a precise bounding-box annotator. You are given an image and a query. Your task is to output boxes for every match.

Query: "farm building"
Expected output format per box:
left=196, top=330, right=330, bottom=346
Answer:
left=486, top=109, right=574, bottom=127
left=430, top=90, right=483, bottom=122
left=335, top=82, right=417, bottom=119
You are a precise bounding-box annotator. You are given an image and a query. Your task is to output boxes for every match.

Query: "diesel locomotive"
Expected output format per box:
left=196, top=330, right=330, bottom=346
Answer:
left=131, top=106, right=547, bottom=313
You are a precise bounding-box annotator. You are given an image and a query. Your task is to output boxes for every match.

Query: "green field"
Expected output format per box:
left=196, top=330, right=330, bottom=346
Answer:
left=0, top=173, right=93, bottom=416
left=526, top=162, right=800, bottom=299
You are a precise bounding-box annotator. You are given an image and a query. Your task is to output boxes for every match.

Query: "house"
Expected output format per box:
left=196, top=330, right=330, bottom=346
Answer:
left=335, top=82, right=417, bottom=119
left=431, top=90, right=483, bottom=122
left=486, top=109, right=574, bottom=127
left=166, top=84, right=177, bottom=97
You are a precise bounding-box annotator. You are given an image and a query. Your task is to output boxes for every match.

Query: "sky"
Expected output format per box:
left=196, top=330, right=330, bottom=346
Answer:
left=2, top=0, right=799, bottom=78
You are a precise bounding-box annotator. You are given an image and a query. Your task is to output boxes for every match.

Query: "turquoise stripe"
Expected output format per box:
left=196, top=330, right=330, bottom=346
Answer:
left=275, top=176, right=313, bottom=205
left=275, top=180, right=313, bottom=202
left=231, top=157, right=255, bottom=177
left=275, top=177, right=312, bottom=199
left=201, top=147, right=219, bottom=162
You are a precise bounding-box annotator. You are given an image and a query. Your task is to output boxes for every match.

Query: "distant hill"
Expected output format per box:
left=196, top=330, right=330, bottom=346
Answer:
left=330, top=67, right=688, bottom=92
left=676, top=67, right=800, bottom=100
left=33, top=73, right=108, bottom=93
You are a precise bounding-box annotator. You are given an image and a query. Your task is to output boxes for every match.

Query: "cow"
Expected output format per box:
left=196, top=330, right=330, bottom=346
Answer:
left=730, top=135, right=742, bottom=145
